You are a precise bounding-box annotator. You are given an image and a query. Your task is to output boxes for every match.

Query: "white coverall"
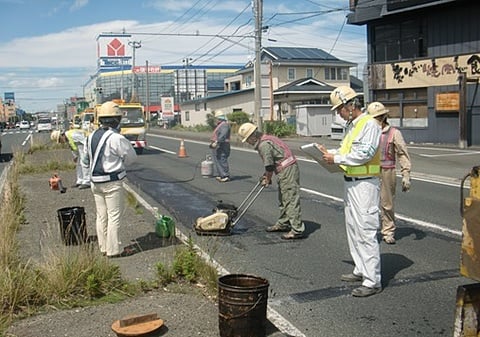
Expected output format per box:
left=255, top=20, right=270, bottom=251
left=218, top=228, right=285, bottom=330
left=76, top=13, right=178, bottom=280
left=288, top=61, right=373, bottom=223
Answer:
left=64, top=129, right=90, bottom=186
left=329, top=114, right=382, bottom=289
left=83, top=127, right=137, bottom=256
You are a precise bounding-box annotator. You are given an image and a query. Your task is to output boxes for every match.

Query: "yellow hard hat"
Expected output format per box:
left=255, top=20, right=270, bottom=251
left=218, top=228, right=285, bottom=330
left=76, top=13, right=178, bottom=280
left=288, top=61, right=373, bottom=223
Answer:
left=330, top=86, right=358, bottom=111
left=97, top=101, right=122, bottom=118
left=50, top=130, right=61, bottom=143
left=367, top=102, right=389, bottom=118
left=238, top=122, right=257, bottom=142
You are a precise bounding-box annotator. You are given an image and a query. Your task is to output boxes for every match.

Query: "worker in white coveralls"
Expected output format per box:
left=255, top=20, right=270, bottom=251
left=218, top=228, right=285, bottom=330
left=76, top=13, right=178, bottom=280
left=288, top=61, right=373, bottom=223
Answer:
left=51, top=128, right=90, bottom=189
left=82, top=101, right=137, bottom=258
left=320, top=86, right=382, bottom=297
left=367, top=101, right=412, bottom=245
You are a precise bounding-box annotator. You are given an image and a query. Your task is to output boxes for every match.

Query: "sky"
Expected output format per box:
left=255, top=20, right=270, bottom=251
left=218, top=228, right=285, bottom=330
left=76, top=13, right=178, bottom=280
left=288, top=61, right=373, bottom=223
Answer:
left=0, top=0, right=367, bottom=113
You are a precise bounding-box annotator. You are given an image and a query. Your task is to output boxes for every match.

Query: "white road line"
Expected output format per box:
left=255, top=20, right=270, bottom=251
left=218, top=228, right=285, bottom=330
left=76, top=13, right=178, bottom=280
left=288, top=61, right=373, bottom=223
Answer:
left=148, top=145, right=176, bottom=155
left=419, top=152, right=480, bottom=158
left=301, top=187, right=462, bottom=237
left=123, top=181, right=307, bottom=337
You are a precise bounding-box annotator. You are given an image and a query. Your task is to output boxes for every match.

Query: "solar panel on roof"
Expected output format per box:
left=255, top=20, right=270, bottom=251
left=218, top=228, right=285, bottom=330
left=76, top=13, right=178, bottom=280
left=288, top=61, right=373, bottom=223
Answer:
left=266, top=47, right=338, bottom=60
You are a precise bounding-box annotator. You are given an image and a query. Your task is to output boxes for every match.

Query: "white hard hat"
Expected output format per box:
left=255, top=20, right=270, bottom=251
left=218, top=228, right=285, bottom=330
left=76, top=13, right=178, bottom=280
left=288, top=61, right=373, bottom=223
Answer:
left=367, top=102, right=389, bottom=118
left=330, top=86, right=358, bottom=111
left=238, top=122, right=257, bottom=142
left=214, top=110, right=226, bottom=120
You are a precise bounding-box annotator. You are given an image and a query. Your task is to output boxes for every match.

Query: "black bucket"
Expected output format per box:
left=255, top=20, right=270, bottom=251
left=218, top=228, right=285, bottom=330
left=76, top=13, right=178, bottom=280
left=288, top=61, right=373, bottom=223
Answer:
left=57, top=207, right=87, bottom=245
left=218, top=274, right=269, bottom=337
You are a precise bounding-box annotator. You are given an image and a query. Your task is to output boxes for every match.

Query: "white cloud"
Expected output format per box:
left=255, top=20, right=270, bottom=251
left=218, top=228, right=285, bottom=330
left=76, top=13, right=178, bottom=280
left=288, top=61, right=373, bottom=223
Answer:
left=70, top=0, right=88, bottom=11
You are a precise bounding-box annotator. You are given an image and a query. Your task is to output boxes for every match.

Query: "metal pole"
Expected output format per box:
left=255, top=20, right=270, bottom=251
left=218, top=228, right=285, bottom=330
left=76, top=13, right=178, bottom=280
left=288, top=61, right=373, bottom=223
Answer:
left=120, top=59, right=124, bottom=100
left=146, top=60, right=150, bottom=124
left=459, top=72, right=467, bottom=149
left=253, top=0, right=263, bottom=131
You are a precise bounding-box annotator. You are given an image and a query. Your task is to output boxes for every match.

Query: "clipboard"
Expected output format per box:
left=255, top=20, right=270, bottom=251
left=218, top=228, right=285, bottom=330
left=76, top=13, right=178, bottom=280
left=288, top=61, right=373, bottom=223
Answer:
left=300, top=143, right=343, bottom=173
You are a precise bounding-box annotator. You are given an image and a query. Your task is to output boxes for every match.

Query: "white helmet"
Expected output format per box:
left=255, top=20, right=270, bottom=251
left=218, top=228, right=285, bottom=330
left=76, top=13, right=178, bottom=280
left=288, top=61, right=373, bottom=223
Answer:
left=330, top=86, right=358, bottom=111
left=238, top=122, right=257, bottom=142
left=367, top=102, right=389, bottom=118
left=214, top=110, right=226, bottom=120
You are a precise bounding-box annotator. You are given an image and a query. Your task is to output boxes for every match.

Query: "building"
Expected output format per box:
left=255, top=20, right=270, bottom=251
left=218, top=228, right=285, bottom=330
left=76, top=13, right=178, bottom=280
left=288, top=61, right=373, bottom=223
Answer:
left=348, top=0, right=480, bottom=146
left=181, top=46, right=359, bottom=128
left=83, top=31, right=242, bottom=123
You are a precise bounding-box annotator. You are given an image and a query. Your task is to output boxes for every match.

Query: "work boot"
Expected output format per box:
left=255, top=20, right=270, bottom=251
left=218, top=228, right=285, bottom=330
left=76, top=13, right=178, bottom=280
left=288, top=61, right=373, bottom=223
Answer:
left=351, top=286, right=382, bottom=297
left=383, top=235, right=396, bottom=244
left=266, top=224, right=290, bottom=232
left=281, top=231, right=304, bottom=240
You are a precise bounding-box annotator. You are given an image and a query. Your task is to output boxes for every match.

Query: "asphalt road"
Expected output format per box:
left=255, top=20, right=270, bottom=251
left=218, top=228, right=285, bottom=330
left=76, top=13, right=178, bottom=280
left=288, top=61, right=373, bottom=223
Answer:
left=3, top=127, right=479, bottom=337
left=120, top=128, right=479, bottom=337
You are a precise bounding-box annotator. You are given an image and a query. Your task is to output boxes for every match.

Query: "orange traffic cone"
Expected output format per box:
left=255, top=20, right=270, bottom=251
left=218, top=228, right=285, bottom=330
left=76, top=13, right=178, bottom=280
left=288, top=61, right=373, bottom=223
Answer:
left=178, top=139, right=188, bottom=158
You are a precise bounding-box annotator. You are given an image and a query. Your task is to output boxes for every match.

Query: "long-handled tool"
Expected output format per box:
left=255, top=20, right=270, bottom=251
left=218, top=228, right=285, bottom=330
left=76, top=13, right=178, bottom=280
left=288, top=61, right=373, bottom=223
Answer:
left=194, top=181, right=265, bottom=236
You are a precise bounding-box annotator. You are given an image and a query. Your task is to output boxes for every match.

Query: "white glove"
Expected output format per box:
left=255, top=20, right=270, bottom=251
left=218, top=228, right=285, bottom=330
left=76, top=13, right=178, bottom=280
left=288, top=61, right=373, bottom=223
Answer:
left=209, top=141, right=218, bottom=149
left=402, top=175, right=411, bottom=192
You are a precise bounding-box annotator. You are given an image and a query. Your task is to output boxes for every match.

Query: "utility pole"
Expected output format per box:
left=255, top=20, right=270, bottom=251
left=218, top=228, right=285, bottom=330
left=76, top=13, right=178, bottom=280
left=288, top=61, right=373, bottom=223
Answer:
left=145, top=60, right=150, bottom=125
left=129, top=40, right=142, bottom=102
left=183, top=58, right=193, bottom=102
left=253, top=0, right=263, bottom=131
left=459, top=72, right=467, bottom=149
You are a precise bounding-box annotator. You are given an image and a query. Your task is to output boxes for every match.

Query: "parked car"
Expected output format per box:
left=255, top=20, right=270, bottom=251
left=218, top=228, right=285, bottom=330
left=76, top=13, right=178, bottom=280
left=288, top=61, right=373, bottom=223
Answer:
left=19, top=121, right=30, bottom=130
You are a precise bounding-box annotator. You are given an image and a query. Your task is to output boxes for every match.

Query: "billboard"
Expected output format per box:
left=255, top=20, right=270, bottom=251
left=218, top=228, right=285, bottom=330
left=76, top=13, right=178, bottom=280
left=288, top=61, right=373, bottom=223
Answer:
left=161, top=97, right=174, bottom=117
left=96, top=33, right=132, bottom=70
left=4, top=92, right=14, bottom=101
left=133, top=65, right=161, bottom=73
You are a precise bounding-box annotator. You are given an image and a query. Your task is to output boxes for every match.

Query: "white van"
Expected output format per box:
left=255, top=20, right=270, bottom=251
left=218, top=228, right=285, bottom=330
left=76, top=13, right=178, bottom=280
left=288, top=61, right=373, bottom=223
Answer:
left=37, top=117, right=52, bottom=132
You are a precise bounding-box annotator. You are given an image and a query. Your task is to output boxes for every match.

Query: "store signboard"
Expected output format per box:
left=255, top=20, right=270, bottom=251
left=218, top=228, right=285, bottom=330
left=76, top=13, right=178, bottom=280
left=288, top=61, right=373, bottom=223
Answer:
left=96, top=33, right=131, bottom=69
left=133, top=66, right=161, bottom=73
left=435, top=92, right=460, bottom=112
left=161, top=97, right=174, bottom=117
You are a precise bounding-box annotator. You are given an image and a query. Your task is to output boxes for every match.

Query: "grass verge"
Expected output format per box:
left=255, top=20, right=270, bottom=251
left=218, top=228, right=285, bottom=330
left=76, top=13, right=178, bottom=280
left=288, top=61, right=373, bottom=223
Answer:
left=0, top=141, right=220, bottom=335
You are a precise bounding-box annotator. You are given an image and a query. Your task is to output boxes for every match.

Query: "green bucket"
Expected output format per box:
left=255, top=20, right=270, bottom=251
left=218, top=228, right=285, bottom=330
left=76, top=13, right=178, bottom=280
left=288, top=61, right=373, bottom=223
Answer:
left=155, top=215, right=175, bottom=238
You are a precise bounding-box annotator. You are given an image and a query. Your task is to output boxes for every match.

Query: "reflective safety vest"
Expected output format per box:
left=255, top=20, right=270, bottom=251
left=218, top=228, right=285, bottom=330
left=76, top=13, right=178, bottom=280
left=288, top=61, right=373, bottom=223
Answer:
left=89, top=128, right=126, bottom=183
left=339, top=115, right=380, bottom=177
left=259, top=134, right=297, bottom=174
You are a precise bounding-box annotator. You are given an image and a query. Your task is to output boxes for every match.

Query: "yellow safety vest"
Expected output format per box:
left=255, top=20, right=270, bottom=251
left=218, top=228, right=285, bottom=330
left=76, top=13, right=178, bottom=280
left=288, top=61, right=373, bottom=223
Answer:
left=339, top=115, right=381, bottom=176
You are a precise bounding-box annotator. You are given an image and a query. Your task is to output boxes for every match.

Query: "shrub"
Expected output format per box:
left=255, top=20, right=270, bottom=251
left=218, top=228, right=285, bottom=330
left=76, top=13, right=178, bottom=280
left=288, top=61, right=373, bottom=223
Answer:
left=263, top=120, right=297, bottom=137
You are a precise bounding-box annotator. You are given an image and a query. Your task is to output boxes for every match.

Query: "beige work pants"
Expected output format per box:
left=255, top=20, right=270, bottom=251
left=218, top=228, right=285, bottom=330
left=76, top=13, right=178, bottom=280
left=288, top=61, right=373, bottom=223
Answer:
left=380, top=168, right=396, bottom=238
left=92, top=180, right=125, bottom=256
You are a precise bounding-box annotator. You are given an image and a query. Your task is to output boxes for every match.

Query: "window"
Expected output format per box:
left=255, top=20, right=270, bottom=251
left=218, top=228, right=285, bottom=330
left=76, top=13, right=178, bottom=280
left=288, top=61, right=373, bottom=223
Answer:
left=372, top=18, right=427, bottom=62
left=306, top=68, right=313, bottom=78
left=325, top=67, right=348, bottom=81
left=245, top=75, right=252, bottom=87
left=185, top=111, right=190, bottom=121
left=288, top=68, right=296, bottom=81
left=372, top=88, right=428, bottom=127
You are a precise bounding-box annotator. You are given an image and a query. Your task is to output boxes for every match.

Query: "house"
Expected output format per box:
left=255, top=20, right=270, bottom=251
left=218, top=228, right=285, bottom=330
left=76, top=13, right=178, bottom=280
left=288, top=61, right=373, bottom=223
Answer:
left=180, top=46, right=361, bottom=129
